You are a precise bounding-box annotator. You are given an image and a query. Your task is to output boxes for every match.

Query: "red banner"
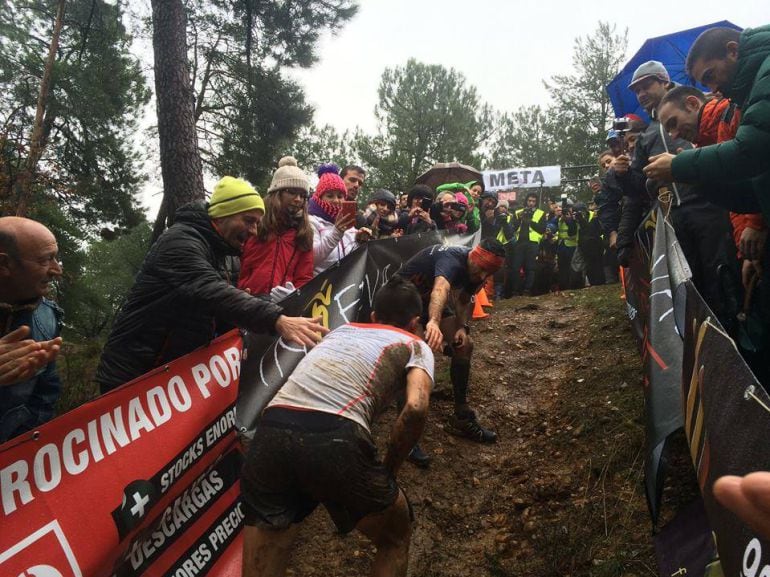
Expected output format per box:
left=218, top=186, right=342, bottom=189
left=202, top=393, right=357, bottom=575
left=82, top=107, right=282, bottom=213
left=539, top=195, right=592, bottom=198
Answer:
left=0, top=330, right=244, bottom=577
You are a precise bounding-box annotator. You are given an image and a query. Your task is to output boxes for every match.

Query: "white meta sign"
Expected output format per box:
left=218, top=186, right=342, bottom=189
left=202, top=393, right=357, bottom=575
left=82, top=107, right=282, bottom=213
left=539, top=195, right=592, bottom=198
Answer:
left=482, top=165, right=561, bottom=191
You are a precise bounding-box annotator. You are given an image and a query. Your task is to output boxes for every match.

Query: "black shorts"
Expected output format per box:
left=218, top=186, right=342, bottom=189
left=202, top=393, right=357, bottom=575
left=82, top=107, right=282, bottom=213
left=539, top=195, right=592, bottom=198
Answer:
left=241, top=408, right=399, bottom=533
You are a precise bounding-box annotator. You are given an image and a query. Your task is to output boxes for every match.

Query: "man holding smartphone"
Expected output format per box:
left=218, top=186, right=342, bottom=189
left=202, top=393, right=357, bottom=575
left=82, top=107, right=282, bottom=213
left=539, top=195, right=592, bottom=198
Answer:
left=397, top=184, right=436, bottom=235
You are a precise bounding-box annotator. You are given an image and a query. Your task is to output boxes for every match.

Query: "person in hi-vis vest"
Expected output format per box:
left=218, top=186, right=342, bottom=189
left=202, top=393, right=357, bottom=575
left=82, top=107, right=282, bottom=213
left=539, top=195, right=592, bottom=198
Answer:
left=507, top=192, right=547, bottom=296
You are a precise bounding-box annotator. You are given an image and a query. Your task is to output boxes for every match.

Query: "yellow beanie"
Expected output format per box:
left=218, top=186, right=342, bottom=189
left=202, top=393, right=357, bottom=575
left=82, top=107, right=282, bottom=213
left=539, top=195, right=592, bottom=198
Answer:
left=208, top=176, right=265, bottom=218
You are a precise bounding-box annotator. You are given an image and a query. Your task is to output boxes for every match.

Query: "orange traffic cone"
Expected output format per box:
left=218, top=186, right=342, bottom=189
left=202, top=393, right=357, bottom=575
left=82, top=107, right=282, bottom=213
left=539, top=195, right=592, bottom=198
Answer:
left=476, top=287, right=492, bottom=308
left=472, top=293, right=489, bottom=319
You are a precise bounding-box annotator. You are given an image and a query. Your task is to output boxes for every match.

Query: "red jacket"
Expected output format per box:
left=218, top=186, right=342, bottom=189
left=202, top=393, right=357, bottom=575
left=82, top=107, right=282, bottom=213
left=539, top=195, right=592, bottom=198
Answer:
left=697, top=98, right=765, bottom=256
left=238, top=229, right=314, bottom=295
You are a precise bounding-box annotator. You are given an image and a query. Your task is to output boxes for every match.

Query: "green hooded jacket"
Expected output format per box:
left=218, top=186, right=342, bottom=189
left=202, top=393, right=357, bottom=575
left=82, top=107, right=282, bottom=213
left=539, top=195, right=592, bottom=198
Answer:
left=671, top=25, right=770, bottom=219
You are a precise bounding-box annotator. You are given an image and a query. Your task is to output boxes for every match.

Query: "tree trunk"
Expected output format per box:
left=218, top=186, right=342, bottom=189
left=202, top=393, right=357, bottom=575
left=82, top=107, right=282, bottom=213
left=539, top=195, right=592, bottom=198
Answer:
left=150, top=0, right=205, bottom=241
left=14, top=0, right=66, bottom=217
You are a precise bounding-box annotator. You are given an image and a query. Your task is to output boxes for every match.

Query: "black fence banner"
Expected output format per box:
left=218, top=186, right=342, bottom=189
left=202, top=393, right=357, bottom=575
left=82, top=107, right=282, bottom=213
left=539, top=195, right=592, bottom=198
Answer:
left=626, top=206, right=770, bottom=576
left=653, top=497, right=718, bottom=577
left=624, top=208, right=690, bottom=523
left=682, top=280, right=770, bottom=577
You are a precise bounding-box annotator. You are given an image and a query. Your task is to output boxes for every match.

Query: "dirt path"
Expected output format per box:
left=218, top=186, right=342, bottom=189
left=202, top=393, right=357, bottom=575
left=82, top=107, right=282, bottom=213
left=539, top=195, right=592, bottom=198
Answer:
left=287, top=284, right=654, bottom=577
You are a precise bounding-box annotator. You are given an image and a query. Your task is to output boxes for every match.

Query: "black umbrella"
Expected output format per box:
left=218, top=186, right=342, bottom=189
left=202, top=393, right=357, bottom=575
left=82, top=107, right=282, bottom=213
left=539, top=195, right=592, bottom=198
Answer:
left=415, top=162, right=483, bottom=191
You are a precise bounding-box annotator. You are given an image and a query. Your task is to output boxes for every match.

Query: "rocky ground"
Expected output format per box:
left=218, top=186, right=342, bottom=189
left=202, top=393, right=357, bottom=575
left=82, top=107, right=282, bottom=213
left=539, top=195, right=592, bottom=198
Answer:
left=285, top=284, right=674, bottom=577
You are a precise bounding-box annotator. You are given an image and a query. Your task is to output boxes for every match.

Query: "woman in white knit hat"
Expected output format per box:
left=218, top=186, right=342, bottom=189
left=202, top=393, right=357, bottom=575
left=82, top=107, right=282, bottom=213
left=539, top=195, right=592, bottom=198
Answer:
left=239, top=156, right=315, bottom=299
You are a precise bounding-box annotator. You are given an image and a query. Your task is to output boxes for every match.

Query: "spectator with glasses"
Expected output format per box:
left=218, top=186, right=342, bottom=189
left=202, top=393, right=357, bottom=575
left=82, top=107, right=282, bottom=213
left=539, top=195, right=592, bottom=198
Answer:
left=239, top=156, right=315, bottom=299
left=431, top=189, right=468, bottom=235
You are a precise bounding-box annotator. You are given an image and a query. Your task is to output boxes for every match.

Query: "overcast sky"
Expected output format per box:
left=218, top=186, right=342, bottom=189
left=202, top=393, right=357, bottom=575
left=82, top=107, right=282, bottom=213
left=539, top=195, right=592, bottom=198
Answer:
left=140, top=2, right=768, bottom=215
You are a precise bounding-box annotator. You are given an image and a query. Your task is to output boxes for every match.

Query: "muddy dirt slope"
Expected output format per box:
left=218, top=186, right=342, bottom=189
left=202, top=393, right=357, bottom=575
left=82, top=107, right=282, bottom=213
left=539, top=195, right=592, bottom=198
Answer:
left=287, top=284, right=656, bottom=577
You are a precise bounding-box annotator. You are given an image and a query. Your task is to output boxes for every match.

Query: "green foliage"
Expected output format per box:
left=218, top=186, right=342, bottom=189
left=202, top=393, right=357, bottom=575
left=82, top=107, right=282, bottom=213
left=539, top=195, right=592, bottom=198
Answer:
left=354, top=58, right=494, bottom=192
left=0, top=0, right=150, bottom=232
left=291, top=122, right=353, bottom=177
left=187, top=0, right=358, bottom=186
left=56, top=340, right=102, bottom=414
left=58, top=222, right=152, bottom=340
left=543, top=21, right=628, bottom=168
left=206, top=66, right=313, bottom=188
left=489, top=105, right=561, bottom=168
left=486, top=22, right=627, bottom=200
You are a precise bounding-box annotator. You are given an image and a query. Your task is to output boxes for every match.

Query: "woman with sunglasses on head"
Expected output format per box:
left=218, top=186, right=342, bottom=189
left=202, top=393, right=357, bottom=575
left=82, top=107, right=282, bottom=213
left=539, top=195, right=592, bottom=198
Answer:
left=239, top=156, right=314, bottom=301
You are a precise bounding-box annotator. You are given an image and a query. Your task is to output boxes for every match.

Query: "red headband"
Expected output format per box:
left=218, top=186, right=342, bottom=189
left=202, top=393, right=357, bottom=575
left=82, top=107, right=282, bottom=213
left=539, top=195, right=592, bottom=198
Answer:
left=469, top=245, right=504, bottom=272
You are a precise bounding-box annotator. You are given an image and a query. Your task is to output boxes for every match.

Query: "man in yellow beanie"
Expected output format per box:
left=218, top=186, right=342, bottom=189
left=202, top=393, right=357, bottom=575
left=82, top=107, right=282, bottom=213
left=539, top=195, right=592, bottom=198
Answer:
left=96, top=176, right=328, bottom=393
left=208, top=176, right=266, bottom=250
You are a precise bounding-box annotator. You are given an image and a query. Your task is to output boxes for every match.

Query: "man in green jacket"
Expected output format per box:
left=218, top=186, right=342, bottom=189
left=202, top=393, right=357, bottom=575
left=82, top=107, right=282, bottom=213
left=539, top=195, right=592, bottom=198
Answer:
left=645, top=25, right=770, bottom=385
left=644, top=25, right=770, bottom=220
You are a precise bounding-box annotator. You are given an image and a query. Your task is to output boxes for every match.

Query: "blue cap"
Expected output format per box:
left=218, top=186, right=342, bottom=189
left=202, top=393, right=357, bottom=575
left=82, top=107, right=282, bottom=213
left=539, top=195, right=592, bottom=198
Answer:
left=606, top=129, right=619, bottom=142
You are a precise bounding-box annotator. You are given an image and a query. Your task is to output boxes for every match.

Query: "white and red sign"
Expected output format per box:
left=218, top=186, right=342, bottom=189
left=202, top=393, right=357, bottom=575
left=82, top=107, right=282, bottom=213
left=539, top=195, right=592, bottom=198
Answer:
left=0, top=331, right=245, bottom=577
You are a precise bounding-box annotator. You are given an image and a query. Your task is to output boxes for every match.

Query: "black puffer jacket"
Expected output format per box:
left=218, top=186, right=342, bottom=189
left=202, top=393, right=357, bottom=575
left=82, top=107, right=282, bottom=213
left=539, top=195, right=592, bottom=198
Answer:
left=96, top=203, right=283, bottom=392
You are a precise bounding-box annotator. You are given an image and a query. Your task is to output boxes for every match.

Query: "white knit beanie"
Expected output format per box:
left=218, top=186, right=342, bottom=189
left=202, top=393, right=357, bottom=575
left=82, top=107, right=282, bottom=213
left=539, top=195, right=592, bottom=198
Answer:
left=268, top=156, right=309, bottom=194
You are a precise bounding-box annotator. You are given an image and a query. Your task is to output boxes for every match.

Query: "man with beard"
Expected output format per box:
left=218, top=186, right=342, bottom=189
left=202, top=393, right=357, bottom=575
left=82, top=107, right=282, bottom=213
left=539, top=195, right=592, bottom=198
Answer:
left=397, top=239, right=505, bottom=469
left=613, top=60, right=736, bottom=327
left=644, top=26, right=770, bottom=222
left=508, top=192, right=547, bottom=296
left=341, top=165, right=366, bottom=202
left=96, top=173, right=327, bottom=393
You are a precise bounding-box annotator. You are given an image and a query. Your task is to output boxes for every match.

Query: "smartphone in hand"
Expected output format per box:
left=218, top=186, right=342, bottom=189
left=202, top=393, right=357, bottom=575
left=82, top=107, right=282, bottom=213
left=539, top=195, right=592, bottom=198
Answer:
left=341, top=201, right=357, bottom=221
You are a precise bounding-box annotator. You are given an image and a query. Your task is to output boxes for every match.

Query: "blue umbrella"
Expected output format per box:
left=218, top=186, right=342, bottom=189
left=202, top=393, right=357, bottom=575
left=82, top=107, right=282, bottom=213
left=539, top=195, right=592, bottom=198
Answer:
left=607, top=20, right=743, bottom=121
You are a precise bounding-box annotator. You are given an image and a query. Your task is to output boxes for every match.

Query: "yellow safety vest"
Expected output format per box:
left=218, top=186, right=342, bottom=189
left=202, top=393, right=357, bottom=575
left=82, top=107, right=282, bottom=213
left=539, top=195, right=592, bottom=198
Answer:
left=558, top=219, right=578, bottom=247
left=496, top=214, right=512, bottom=244
left=514, top=208, right=545, bottom=243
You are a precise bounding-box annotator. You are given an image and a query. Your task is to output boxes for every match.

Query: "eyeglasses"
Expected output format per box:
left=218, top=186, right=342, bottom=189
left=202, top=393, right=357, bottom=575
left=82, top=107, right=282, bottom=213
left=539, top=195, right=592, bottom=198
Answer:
left=279, top=189, right=308, bottom=200
left=443, top=202, right=465, bottom=212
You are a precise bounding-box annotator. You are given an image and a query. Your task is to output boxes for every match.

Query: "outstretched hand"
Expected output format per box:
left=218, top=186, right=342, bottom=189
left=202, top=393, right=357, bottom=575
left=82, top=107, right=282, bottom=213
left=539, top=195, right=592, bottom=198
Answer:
left=0, top=326, right=62, bottom=386
left=275, top=315, right=329, bottom=348
left=355, top=227, right=373, bottom=243
left=424, top=320, right=443, bottom=352
left=611, top=154, right=631, bottom=176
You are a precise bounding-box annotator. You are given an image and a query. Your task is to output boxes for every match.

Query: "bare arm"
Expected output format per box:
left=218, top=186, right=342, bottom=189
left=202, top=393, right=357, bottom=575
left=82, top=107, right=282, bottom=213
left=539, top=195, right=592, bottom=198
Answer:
left=427, top=276, right=451, bottom=323
left=383, top=367, right=432, bottom=475
left=424, top=276, right=451, bottom=350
